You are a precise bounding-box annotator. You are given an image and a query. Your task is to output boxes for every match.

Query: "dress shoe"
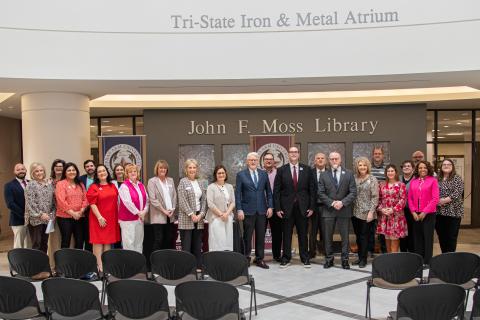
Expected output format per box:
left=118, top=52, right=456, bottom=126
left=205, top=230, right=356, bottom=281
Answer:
left=303, top=260, right=311, bottom=269
left=246, top=256, right=251, bottom=265
left=274, top=256, right=282, bottom=263
left=280, top=260, right=291, bottom=268
left=342, top=261, right=350, bottom=270
left=256, top=260, right=269, bottom=269
left=323, top=261, right=334, bottom=269
left=352, top=259, right=361, bottom=265
left=358, top=260, right=367, bottom=268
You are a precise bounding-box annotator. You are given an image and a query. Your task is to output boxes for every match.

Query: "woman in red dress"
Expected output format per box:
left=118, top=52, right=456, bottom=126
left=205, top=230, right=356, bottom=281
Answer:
left=87, top=164, right=121, bottom=271
left=377, top=164, right=407, bottom=253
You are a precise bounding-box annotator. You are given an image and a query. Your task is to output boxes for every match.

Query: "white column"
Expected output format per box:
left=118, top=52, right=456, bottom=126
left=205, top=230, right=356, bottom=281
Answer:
left=21, top=92, right=90, bottom=172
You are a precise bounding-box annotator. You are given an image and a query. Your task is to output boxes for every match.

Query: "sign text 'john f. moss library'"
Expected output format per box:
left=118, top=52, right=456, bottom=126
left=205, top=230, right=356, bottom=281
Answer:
left=170, top=9, right=399, bottom=30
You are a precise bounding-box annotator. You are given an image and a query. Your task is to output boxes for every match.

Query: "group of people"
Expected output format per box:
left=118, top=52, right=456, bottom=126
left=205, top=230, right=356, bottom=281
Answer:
left=4, top=148, right=464, bottom=272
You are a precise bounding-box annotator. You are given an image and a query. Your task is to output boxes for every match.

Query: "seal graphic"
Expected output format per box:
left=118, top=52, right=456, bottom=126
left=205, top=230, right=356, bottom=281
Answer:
left=257, top=143, right=289, bottom=169
left=104, top=144, right=142, bottom=174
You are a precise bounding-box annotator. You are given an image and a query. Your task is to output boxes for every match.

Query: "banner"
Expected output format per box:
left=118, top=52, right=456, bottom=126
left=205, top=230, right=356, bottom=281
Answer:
left=98, top=135, right=147, bottom=181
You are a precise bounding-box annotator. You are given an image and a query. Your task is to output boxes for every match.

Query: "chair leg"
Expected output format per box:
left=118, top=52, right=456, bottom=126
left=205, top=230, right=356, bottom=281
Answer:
left=252, top=278, right=257, bottom=315
left=464, top=289, right=470, bottom=316
left=249, top=286, right=253, bottom=320
left=365, top=283, right=371, bottom=319
left=101, top=278, right=106, bottom=305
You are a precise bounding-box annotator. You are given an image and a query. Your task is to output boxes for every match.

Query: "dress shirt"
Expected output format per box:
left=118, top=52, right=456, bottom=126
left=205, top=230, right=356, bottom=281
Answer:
left=159, top=178, right=174, bottom=210
left=118, top=180, right=149, bottom=215
left=316, top=168, right=325, bottom=182
left=267, top=168, right=277, bottom=191
left=250, top=169, right=258, bottom=186
left=16, top=178, right=27, bottom=190
left=290, top=163, right=299, bottom=177
left=332, top=167, right=341, bottom=184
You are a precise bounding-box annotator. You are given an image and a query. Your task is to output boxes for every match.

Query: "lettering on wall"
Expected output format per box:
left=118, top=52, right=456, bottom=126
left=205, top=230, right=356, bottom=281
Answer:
left=187, top=118, right=379, bottom=135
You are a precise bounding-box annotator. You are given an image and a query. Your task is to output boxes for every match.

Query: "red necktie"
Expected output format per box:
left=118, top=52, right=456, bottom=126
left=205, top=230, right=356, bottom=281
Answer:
left=293, top=165, right=298, bottom=190
left=22, top=180, right=27, bottom=188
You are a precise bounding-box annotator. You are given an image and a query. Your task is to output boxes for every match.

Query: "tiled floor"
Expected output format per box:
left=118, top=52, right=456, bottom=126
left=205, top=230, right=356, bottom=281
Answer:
left=0, top=229, right=478, bottom=320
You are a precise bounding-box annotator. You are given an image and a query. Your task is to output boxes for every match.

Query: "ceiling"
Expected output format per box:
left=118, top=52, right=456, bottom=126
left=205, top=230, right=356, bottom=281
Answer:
left=1, top=69, right=480, bottom=119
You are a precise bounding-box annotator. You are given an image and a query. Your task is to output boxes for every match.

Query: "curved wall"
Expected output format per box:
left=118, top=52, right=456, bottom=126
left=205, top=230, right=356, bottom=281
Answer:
left=1, top=0, right=479, bottom=80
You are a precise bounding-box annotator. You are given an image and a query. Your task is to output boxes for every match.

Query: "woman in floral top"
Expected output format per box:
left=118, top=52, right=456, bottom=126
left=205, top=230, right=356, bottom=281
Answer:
left=377, top=164, right=407, bottom=253
left=436, top=159, right=464, bottom=253
left=25, top=162, right=55, bottom=253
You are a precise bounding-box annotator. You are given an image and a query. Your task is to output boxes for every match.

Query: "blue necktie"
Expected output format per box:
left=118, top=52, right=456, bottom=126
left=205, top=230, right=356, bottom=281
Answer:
left=253, top=171, right=258, bottom=188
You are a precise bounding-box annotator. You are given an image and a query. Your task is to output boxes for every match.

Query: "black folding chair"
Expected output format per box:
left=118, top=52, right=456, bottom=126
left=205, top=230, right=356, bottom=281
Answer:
left=202, top=251, right=255, bottom=320
left=107, top=279, right=170, bottom=320
left=388, top=283, right=466, bottom=320
left=54, top=248, right=99, bottom=280
left=0, top=275, right=45, bottom=319
left=8, top=248, right=52, bottom=281
left=150, top=249, right=198, bottom=285
left=366, top=252, right=423, bottom=319
left=464, top=288, right=480, bottom=320
left=101, top=249, right=148, bottom=304
left=428, top=252, right=480, bottom=310
left=42, top=277, right=106, bottom=320
left=175, top=280, right=240, bottom=320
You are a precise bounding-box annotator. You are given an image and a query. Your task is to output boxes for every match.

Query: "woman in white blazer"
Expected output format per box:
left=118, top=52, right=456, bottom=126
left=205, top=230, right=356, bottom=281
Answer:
left=147, top=160, right=177, bottom=251
left=206, top=165, right=235, bottom=251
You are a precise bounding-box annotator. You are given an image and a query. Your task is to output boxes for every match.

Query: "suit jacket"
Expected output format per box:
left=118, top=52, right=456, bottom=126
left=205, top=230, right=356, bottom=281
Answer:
left=312, top=167, right=326, bottom=207
left=177, top=177, right=206, bottom=230
left=147, top=176, right=177, bottom=224
left=235, top=168, right=273, bottom=215
left=318, top=167, right=357, bottom=218
left=206, top=182, right=235, bottom=223
left=4, top=179, right=26, bottom=226
left=273, top=163, right=315, bottom=218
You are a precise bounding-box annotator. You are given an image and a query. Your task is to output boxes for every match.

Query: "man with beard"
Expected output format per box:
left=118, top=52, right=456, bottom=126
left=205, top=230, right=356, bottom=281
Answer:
left=80, top=159, right=96, bottom=251
left=4, top=163, right=30, bottom=248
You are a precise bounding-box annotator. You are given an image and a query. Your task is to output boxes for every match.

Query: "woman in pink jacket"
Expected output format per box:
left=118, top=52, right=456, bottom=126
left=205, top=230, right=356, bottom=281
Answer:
left=408, top=160, right=439, bottom=266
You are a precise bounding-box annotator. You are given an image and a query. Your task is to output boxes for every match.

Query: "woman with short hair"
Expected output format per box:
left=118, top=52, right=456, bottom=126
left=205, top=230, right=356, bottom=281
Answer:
left=25, top=162, right=55, bottom=253
left=147, top=160, right=177, bottom=251
left=207, top=165, right=235, bottom=251
left=177, top=159, right=207, bottom=269
left=118, top=163, right=148, bottom=253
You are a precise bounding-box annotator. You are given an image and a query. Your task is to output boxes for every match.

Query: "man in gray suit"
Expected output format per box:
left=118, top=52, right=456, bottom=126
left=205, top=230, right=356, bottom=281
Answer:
left=318, top=152, right=357, bottom=269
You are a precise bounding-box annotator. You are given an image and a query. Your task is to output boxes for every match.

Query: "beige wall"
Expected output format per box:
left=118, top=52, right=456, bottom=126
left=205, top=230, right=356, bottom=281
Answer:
left=0, top=116, right=22, bottom=238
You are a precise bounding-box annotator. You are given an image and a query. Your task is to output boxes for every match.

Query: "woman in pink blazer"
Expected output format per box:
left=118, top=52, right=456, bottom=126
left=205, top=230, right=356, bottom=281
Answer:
left=408, top=160, right=439, bottom=266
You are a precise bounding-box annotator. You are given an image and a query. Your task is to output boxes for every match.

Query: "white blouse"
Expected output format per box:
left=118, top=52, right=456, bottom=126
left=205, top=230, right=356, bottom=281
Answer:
left=191, top=180, right=202, bottom=212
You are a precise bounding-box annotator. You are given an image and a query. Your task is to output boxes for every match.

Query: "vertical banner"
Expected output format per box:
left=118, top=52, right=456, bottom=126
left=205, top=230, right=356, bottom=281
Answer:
left=250, top=135, right=295, bottom=252
left=98, top=135, right=147, bottom=181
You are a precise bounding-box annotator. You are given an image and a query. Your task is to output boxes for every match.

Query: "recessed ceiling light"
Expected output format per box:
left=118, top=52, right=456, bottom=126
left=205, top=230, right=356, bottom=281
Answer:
left=119, top=124, right=125, bottom=127
left=461, top=113, right=469, bottom=116
left=443, top=118, right=450, bottom=121
left=90, top=125, right=96, bottom=128
left=456, top=122, right=462, bottom=125
left=7, top=106, right=14, bottom=109
left=106, top=129, right=112, bottom=132
left=119, top=131, right=124, bottom=134
left=102, top=120, right=110, bottom=123
left=438, top=136, right=445, bottom=139
left=446, top=133, right=463, bottom=136
left=443, top=125, right=449, bottom=128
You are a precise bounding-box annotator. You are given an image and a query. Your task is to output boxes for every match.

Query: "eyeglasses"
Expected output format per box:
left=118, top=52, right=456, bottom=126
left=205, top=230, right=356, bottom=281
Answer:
left=288, top=151, right=299, bottom=154
left=264, top=158, right=274, bottom=161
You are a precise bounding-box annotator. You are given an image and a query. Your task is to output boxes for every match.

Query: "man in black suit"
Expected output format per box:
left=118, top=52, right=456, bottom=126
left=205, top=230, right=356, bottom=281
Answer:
left=318, top=152, right=357, bottom=269
left=309, top=152, right=327, bottom=259
left=79, top=159, right=96, bottom=251
left=4, top=163, right=30, bottom=248
left=274, top=146, right=315, bottom=268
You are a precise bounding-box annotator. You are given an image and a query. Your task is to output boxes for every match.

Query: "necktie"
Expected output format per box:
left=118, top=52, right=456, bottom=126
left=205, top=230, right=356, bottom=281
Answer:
left=293, top=165, right=298, bottom=190
left=22, top=180, right=27, bottom=188
left=333, top=169, right=338, bottom=187
left=253, top=171, right=258, bottom=188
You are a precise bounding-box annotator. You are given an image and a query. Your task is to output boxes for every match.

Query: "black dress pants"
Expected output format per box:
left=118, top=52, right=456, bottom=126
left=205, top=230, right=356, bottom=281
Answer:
left=308, top=205, right=323, bottom=258
left=351, top=216, right=371, bottom=262
left=323, top=216, right=350, bottom=262
left=57, top=217, right=85, bottom=249
left=266, top=211, right=283, bottom=259
left=282, top=202, right=309, bottom=263
left=400, top=206, right=415, bottom=252
left=152, top=223, right=174, bottom=251
left=28, top=224, right=49, bottom=253
left=435, top=215, right=461, bottom=253
left=243, top=213, right=266, bottom=261
left=413, top=213, right=436, bottom=265
left=83, top=212, right=92, bottom=251
left=180, top=226, right=203, bottom=268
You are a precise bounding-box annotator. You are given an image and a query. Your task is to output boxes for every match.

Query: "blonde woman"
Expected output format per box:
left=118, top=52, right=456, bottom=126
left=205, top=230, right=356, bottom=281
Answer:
left=206, top=165, right=235, bottom=251
left=147, top=160, right=177, bottom=251
left=177, top=159, right=207, bottom=269
left=352, top=157, right=378, bottom=268
left=118, top=164, right=149, bottom=253
left=25, top=162, right=55, bottom=253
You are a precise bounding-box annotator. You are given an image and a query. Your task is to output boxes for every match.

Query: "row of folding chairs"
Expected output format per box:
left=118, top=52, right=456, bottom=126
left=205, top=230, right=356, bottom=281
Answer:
left=7, top=248, right=255, bottom=319
left=0, top=276, right=240, bottom=319
left=365, top=252, right=480, bottom=319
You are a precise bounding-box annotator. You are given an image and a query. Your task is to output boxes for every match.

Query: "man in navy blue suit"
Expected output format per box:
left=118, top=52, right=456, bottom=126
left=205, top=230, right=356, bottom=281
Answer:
left=235, top=152, right=273, bottom=269
left=4, top=163, right=30, bottom=248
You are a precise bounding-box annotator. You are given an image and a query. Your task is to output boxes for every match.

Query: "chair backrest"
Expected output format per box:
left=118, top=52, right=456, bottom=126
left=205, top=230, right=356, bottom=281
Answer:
left=175, top=280, right=239, bottom=320
left=0, top=276, right=41, bottom=319
left=203, top=251, right=249, bottom=283
left=102, top=249, right=147, bottom=280
left=372, top=252, right=423, bottom=284
left=54, top=248, right=98, bottom=279
left=42, top=277, right=104, bottom=319
left=150, top=249, right=197, bottom=285
left=397, top=284, right=466, bottom=320
left=428, top=252, right=480, bottom=285
left=107, top=279, right=170, bottom=320
left=7, top=248, right=51, bottom=279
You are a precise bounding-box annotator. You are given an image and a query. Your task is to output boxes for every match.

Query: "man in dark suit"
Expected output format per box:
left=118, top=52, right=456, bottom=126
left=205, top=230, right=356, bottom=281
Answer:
left=79, top=159, right=96, bottom=251
left=4, top=163, right=30, bottom=248
left=235, top=152, right=273, bottom=269
left=309, top=152, right=327, bottom=259
left=318, top=152, right=357, bottom=269
left=274, top=146, right=315, bottom=268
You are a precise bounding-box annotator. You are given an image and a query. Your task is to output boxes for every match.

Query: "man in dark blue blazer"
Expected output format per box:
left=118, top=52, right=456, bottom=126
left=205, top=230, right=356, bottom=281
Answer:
left=79, top=159, right=96, bottom=251
left=4, top=163, right=30, bottom=248
left=235, top=152, right=273, bottom=269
